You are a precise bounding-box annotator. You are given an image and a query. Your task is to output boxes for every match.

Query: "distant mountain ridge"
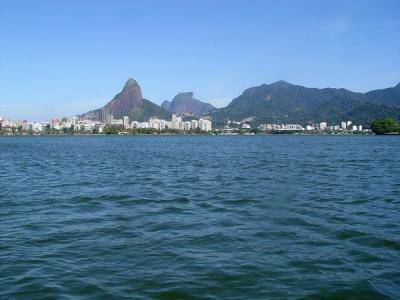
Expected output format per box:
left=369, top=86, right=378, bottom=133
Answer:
left=365, top=83, right=400, bottom=108
left=80, top=78, right=400, bottom=127
left=161, top=92, right=215, bottom=115
left=80, top=79, right=171, bottom=122
left=210, top=81, right=400, bottom=126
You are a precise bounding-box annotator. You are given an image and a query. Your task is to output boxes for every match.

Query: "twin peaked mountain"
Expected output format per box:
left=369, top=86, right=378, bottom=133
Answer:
left=81, top=78, right=400, bottom=126
left=80, top=79, right=214, bottom=122
left=81, top=79, right=170, bottom=122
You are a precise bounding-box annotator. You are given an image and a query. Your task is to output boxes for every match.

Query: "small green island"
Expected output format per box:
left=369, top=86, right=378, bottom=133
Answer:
left=371, top=118, right=400, bottom=135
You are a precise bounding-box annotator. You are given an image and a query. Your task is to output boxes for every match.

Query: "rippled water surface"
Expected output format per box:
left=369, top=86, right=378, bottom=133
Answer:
left=0, top=136, right=399, bottom=299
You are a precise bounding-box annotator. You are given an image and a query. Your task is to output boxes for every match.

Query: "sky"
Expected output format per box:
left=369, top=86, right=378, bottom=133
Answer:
left=0, top=0, right=399, bottom=121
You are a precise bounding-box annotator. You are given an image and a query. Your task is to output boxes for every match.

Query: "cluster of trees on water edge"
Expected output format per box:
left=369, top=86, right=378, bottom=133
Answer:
left=371, top=118, right=400, bottom=135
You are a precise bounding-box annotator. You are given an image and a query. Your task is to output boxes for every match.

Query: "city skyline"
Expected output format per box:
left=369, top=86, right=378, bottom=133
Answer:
left=1, top=0, right=400, bottom=120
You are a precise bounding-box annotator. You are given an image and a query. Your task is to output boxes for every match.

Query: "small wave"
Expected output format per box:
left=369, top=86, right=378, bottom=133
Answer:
left=224, top=198, right=258, bottom=205
left=335, top=229, right=368, bottom=240
left=353, top=236, right=400, bottom=251
left=304, top=280, right=392, bottom=300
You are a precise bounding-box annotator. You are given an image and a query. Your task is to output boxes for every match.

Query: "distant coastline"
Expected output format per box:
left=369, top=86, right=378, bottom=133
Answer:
left=0, top=131, right=376, bottom=137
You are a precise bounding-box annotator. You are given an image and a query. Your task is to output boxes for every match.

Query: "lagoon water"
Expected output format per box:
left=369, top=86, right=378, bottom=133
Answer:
left=0, top=135, right=399, bottom=299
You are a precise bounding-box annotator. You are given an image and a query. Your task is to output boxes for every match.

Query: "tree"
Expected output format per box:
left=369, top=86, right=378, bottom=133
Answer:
left=371, top=118, right=400, bottom=134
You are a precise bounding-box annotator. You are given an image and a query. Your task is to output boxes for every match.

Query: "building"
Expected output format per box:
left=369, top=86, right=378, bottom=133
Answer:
left=131, top=121, right=141, bottom=128
left=182, top=121, right=191, bottom=131
left=123, top=116, right=130, bottom=128
left=171, top=114, right=182, bottom=130
left=306, top=125, right=314, bottom=131
left=149, top=117, right=161, bottom=130
left=99, top=108, right=107, bottom=123
left=282, top=124, right=304, bottom=131
left=107, top=114, right=114, bottom=125
left=319, top=122, right=327, bottom=130
left=31, top=123, right=43, bottom=133
left=71, top=116, right=78, bottom=125
left=198, top=118, right=212, bottom=131
left=191, top=120, right=198, bottom=130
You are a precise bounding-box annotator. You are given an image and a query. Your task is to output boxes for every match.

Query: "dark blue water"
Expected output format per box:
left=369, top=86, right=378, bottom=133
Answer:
left=0, top=136, right=399, bottom=299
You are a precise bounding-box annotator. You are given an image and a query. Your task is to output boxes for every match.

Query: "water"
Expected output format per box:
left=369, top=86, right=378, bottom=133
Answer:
left=0, top=135, right=399, bottom=299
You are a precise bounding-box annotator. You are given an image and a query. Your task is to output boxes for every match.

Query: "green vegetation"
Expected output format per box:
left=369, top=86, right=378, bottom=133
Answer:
left=0, top=126, right=216, bottom=136
left=210, top=81, right=400, bottom=127
left=371, top=118, right=400, bottom=135
left=115, top=99, right=172, bottom=122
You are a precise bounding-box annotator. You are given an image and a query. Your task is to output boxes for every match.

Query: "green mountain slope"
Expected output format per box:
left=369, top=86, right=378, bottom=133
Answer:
left=81, top=78, right=171, bottom=122
left=210, top=81, right=400, bottom=126
left=122, top=98, right=171, bottom=121
left=365, top=83, right=400, bottom=108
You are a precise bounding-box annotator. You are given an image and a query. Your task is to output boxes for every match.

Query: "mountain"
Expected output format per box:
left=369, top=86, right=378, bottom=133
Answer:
left=81, top=78, right=171, bottom=122
left=365, top=83, right=400, bottom=108
left=210, top=81, right=400, bottom=126
left=161, top=92, right=215, bottom=115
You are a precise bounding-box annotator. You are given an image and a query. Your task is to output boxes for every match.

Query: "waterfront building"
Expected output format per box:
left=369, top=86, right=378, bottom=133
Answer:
left=199, top=118, right=212, bottom=131
left=164, top=121, right=172, bottom=129
left=112, top=119, right=123, bottom=125
left=123, top=116, right=130, bottom=128
left=159, top=119, right=165, bottom=130
left=306, top=125, right=314, bottom=131
left=182, top=121, right=191, bottom=131
left=99, top=108, right=107, bottom=123
left=96, top=123, right=106, bottom=133
left=31, top=123, right=43, bottom=133
left=71, top=116, right=78, bottom=125
left=107, top=114, right=114, bottom=125
left=22, top=121, right=31, bottom=131
left=319, top=122, right=327, bottom=130
left=171, top=114, right=182, bottom=130
left=329, top=125, right=340, bottom=131
left=149, top=117, right=161, bottom=130
left=131, top=121, right=140, bottom=128
left=283, top=124, right=304, bottom=131
left=191, top=120, right=198, bottom=130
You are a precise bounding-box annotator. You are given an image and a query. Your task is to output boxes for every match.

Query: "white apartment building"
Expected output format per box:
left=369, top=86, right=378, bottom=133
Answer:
left=131, top=121, right=141, bottom=128
left=149, top=117, right=161, bottom=130
left=123, top=116, right=130, bottom=128
left=31, top=123, right=43, bottom=132
left=182, top=121, right=191, bottom=131
left=191, top=120, right=198, bottom=129
left=199, top=118, right=212, bottom=131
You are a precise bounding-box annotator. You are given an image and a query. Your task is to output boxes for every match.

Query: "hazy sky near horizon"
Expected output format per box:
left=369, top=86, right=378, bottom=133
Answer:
left=1, top=0, right=399, bottom=121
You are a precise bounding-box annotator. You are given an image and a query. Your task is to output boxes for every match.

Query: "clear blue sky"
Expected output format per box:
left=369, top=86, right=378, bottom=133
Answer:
left=1, top=0, right=399, bottom=121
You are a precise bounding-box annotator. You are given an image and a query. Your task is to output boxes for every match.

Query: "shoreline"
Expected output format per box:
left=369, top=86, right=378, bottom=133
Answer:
left=0, top=132, right=378, bottom=137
